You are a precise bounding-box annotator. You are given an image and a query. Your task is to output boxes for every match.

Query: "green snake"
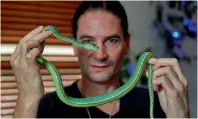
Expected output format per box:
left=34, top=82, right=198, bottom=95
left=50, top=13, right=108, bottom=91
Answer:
left=37, top=25, right=154, bottom=118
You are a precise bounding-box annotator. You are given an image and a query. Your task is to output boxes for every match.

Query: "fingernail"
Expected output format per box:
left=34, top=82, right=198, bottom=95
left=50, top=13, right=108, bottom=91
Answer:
left=38, top=26, right=43, bottom=29
left=47, top=30, right=53, bottom=34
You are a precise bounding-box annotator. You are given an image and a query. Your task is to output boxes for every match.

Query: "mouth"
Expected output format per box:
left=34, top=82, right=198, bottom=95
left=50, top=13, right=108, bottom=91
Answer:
left=90, top=65, right=109, bottom=69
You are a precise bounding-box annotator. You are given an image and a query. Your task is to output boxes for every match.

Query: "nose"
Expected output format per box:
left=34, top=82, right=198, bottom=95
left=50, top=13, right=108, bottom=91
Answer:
left=94, top=43, right=108, bottom=61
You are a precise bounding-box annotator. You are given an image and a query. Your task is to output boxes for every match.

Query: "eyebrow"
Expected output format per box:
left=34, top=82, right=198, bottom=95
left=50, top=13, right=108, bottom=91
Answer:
left=78, top=34, right=121, bottom=41
left=79, top=35, right=94, bottom=40
left=105, top=34, right=121, bottom=40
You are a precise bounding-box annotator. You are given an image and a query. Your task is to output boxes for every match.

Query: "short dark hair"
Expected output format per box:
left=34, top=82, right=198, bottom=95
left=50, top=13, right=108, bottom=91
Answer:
left=72, top=1, right=129, bottom=39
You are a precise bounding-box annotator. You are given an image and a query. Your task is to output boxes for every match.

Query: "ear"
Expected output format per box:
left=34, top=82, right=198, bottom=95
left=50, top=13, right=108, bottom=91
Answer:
left=124, top=34, right=130, bottom=54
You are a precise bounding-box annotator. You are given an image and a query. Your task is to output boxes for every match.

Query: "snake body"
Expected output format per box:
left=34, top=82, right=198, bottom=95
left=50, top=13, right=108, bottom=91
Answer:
left=37, top=25, right=154, bottom=118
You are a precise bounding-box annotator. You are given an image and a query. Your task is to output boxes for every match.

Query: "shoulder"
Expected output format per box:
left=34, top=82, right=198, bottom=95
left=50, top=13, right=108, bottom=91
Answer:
left=122, top=86, right=166, bottom=118
left=37, top=81, right=79, bottom=117
left=40, top=81, right=78, bottom=104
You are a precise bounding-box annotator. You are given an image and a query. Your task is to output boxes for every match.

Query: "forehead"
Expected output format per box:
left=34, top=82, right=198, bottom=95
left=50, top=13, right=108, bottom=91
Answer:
left=77, top=11, right=123, bottom=38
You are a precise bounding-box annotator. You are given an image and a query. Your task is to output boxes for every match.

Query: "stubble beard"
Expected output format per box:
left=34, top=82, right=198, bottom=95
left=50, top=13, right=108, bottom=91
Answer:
left=84, top=66, right=116, bottom=84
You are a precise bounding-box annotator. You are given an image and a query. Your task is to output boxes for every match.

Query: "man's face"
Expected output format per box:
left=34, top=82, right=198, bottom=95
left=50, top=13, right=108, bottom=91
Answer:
left=74, top=11, right=129, bottom=83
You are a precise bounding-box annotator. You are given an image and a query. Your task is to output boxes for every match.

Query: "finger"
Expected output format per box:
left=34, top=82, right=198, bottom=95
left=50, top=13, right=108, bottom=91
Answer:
left=10, top=45, right=19, bottom=66
left=152, top=76, right=178, bottom=97
left=148, top=58, right=158, bottom=71
left=20, top=31, right=52, bottom=59
left=20, top=40, right=38, bottom=60
left=11, top=26, right=43, bottom=61
left=34, top=30, right=52, bottom=44
left=153, top=66, right=184, bottom=93
left=149, top=58, right=186, bottom=83
left=22, top=26, right=43, bottom=41
left=11, top=53, right=20, bottom=70
left=11, top=44, right=21, bottom=65
left=145, top=70, right=158, bottom=91
left=31, top=30, right=52, bottom=54
left=148, top=58, right=158, bottom=65
left=26, top=48, right=41, bottom=61
left=11, top=54, right=20, bottom=79
left=152, top=82, right=159, bottom=92
left=146, top=70, right=148, bottom=77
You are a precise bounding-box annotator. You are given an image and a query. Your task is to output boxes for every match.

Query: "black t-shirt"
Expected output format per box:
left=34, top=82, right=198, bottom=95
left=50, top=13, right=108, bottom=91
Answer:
left=37, top=81, right=166, bottom=118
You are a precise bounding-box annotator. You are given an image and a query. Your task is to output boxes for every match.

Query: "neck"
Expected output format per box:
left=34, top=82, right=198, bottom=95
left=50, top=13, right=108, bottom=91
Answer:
left=77, top=75, right=120, bottom=98
left=77, top=75, right=121, bottom=116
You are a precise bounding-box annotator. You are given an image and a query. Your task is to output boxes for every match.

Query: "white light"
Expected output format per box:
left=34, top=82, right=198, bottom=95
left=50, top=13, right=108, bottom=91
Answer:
left=0, top=44, right=74, bottom=55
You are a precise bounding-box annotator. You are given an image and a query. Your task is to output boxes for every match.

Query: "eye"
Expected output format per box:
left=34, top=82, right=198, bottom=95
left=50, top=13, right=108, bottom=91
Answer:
left=108, top=38, right=119, bottom=44
left=82, top=39, right=91, bottom=43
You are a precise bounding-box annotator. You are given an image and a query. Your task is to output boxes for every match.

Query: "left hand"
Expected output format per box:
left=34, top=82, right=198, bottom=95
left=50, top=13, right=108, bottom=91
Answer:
left=147, top=58, right=190, bottom=118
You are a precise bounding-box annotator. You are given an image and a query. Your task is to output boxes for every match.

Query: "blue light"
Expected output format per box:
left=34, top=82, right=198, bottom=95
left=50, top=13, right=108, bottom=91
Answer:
left=175, top=39, right=182, bottom=45
left=183, top=18, right=190, bottom=26
left=172, top=31, right=180, bottom=38
left=171, top=30, right=181, bottom=39
left=127, top=64, right=134, bottom=76
left=189, top=24, right=197, bottom=32
left=181, top=1, right=186, bottom=7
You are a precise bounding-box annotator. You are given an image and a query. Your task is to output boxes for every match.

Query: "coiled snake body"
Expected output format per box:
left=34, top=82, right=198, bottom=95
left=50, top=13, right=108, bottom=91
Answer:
left=37, top=25, right=154, bottom=118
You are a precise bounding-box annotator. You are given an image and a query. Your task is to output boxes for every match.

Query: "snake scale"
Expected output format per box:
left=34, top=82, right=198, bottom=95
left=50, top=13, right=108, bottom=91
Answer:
left=37, top=25, right=154, bottom=118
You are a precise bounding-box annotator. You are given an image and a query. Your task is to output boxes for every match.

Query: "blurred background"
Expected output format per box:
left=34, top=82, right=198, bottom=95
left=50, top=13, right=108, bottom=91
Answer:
left=1, top=1, right=197, bottom=118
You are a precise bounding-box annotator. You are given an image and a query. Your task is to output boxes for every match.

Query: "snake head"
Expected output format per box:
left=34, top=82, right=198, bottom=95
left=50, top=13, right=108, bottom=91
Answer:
left=84, top=43, right=99, bottom=51
left=42, top=25, right=57, bottom=32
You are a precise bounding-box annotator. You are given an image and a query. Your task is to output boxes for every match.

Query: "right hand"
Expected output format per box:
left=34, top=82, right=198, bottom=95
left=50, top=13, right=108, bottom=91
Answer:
left=10, top=26, right=52, bottom=101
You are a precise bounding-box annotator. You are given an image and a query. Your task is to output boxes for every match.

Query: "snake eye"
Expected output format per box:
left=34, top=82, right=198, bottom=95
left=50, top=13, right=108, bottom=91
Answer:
left=93, top=44, right=98, bottom=47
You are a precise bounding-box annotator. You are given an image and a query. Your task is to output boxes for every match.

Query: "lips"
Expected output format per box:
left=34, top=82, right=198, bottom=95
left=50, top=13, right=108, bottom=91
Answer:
left=91, top=65, right=109, bottom=69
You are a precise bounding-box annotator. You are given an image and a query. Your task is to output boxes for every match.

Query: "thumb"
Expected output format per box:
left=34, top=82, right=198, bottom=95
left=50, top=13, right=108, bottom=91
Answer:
left=40, top=39, right=45, bottom=54
left=145, top=70, right=148, bottom=78
left=145, top=70, right=158, bottom=92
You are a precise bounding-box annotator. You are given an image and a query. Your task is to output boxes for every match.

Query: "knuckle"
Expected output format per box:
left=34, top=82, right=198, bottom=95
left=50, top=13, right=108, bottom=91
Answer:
left=10, top=55, right=14, bottom=65
left=19, top=61, right=28, bottom=69
left=161, top=76, right=166, bottom=83
left=26, top=54, right=32, bottom=59
left=10, top=56, right=19, bottom=68
left=32, top=39, right=39, bottom=45
left=161, top=75, right=166, bottom=80
left=10, top=60, right=14, bottom=67
left=183, top=79, right=188, bottom=87
left=35, top=48, right=41, bottom=56
left=152, top=78, right=157, bottom=84
left=21, top=41, right=28, bottom=49
left=13, top=59, right=19, bottom=67
left=177, top=84, right=185, bottom=93
left=36, top=48, right=41, bottom=55
left=19, top=39, right=24, bottom=44
left=152, top=71, right=156, bottom=78
left=172, top=58, right=179, bottom=64
left=166, top=66, right=171, bottom=72
left=171, top=90, right=179, bottom=97
left=29, top=39, right=40, bottom=48
left=31, top=37, right=39, bottom=42
left=167, top=65, right=171, bottom=70
left=27, top=48, right=40, bottom=60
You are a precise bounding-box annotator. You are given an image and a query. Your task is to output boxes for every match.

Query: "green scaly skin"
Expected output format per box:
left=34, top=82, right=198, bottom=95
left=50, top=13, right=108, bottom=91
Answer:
left=36, top=25, right=154, bottom=119
left=42, top=25, right=99, bottom=51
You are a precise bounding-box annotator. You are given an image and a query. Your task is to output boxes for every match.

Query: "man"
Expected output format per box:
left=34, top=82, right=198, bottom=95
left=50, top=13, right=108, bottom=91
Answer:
left=11, top=1, right=190, bottom=118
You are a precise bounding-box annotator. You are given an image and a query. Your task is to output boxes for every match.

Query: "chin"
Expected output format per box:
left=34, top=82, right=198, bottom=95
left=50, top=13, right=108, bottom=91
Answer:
left=85, top=66, right=115, bottom=83
left=88, top=72, right=113, bottom=83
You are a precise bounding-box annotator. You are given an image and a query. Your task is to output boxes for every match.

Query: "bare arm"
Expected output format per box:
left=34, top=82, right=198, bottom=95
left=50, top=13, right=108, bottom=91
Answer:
left=13, top=96, right=41, bottom=118
left=10, top=26, right=52, bottom=117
